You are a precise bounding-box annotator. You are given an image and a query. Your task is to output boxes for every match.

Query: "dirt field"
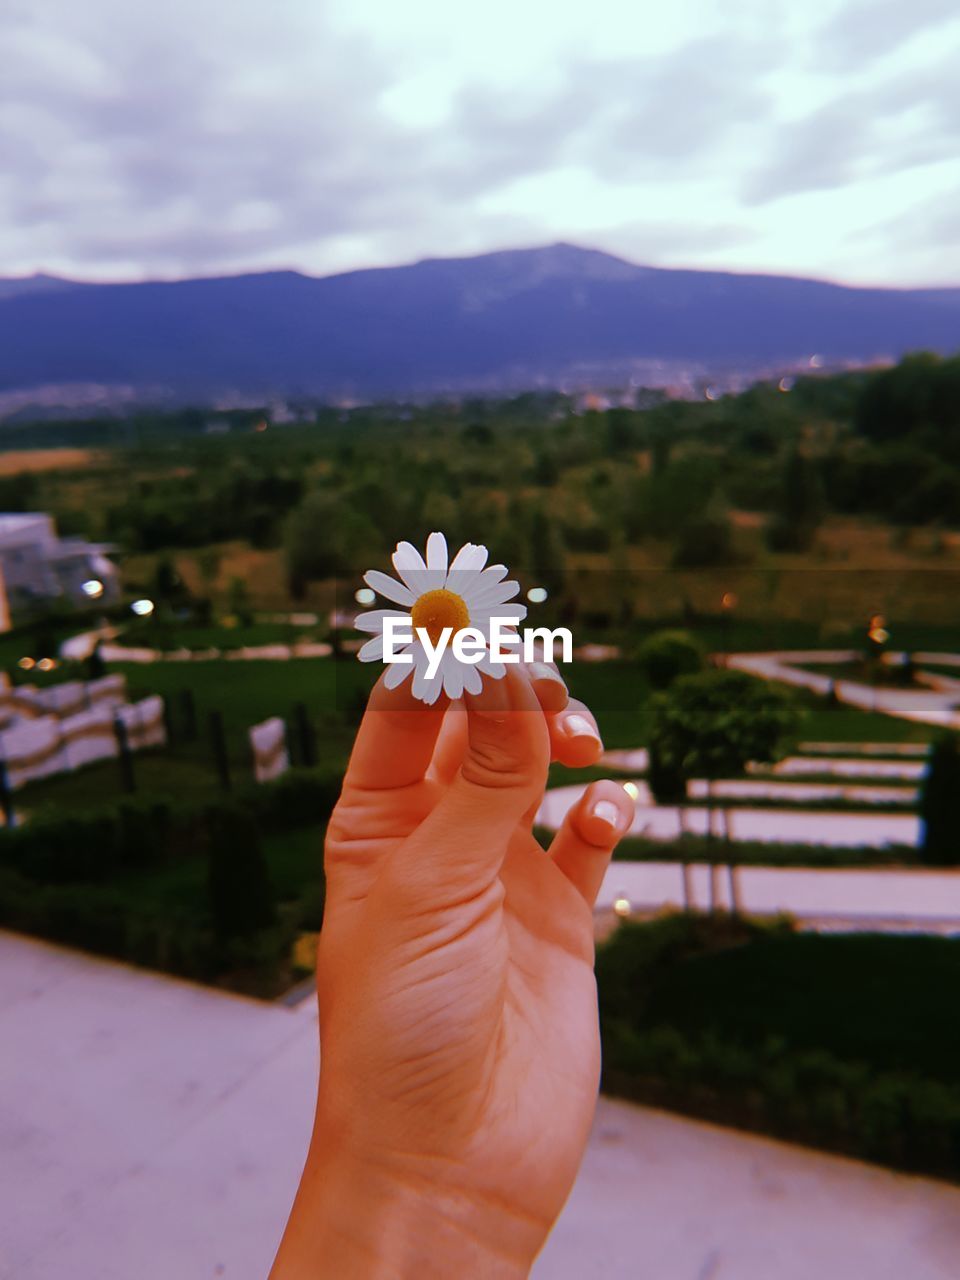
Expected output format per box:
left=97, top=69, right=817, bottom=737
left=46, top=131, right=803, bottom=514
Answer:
left=0, top=447, right=100, bottom=474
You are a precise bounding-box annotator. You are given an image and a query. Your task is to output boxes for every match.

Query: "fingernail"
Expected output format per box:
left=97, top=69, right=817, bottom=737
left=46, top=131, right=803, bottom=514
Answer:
left=529, top=661, right=565, bottom=687
left=591, top=799, right=621, bottom=831
left=529, top=662, right=568, bottom=711
left=563, top=713, right=598, bottom=740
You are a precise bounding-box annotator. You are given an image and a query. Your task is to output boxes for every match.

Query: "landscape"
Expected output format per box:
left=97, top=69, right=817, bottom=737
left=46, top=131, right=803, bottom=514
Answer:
left=1, top=338, right=959, bottom=1188
left=4, top=2, right=960, bottom=1276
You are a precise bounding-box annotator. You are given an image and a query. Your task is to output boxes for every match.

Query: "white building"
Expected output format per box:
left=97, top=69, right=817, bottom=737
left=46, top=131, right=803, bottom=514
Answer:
left=0, top=513, right=119, bottom=629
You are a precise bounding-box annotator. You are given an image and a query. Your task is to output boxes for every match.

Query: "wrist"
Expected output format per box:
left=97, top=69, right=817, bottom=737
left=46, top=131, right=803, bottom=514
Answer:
left=272, top=1105, right=543, bottom=1279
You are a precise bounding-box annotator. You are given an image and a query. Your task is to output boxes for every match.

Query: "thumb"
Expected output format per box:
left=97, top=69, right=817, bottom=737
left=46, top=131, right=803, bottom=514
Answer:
left=390, top=668, right=549, bottom=901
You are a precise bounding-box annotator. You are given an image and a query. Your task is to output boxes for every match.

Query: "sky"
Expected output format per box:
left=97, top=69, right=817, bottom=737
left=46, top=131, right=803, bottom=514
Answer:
left=2, top=0, right=960, bottom=288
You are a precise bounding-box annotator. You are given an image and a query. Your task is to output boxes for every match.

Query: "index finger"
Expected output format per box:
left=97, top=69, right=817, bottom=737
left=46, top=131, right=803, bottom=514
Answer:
left=342, top=668, right=449, bottom=792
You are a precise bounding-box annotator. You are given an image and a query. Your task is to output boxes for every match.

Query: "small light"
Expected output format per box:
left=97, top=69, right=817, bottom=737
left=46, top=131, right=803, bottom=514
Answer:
left=704, top=387, right=717, bottom=401
left=622, top=781, right=640, bottom=801
left=613, top=894, right=632, bottom=918
left=81, top=578, right=104, bottom=598
left=37, top=658, right=56, bottom=672
left=18, top=657, right=35, bottom=670
left=778, top=376, right=793, bottom=392
left=131, top=598, right=155, bottom=617
left=809, top=354, right=823, bottom=369
left=354, top=587, right=376, bottom=606
left=526, top=586, right=548, bottom=604
left=721, top=591, right=737, bottom=610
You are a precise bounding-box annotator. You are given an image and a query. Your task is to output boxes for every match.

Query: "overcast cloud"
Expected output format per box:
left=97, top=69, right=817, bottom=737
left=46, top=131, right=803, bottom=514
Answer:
left=1, top=0, right=959, bottom=286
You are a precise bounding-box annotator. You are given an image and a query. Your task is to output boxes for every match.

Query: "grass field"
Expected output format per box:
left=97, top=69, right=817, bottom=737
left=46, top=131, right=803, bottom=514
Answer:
left=0, top=447, right=100, bottom=474
left=9, top=651, right=935, bottom=820
left=563, top=662, right=934, bottom=748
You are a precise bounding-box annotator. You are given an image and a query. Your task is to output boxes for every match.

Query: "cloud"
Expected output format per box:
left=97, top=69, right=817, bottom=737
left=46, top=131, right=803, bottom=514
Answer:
left=438, top=35, right=778, bottom=196
left=0, top=5, right=782, bottom=279
left=741, top=97, right=876, bottom=205
left=0, top=0, right=957, bottom=286
left=0, top=2, right=432, bottom=275
left=813, top=0, right=960, bottom=71
left=741, top=38, right=960, bottom=207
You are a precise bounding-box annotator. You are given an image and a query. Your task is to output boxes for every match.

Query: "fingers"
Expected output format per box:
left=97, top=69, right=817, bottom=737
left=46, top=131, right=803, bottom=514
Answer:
left=391, top=668, right=551, bottom=900
left=427, top=700, right=469, bottom=786
left=341, top=668, right=449, bottom=793
left=548, top=780, right=635, bottom=907
left=524, top=659, right=569, bottom=715
left=427, top=660, right=570, bottom=786
left=548, top=698, right=603, bottom=767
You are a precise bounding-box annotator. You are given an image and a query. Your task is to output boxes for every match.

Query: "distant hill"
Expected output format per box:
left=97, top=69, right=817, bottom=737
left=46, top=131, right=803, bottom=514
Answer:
left=1, top=243, right=959, bottom=405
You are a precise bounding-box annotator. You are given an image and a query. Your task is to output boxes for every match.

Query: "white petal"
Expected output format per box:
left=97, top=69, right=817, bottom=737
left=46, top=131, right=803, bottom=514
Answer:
left=442, top=659, right=465, bottom=701
left=465, top=579, right=521, bottom=609
left=450, top=541, right=488, bottom=572
left=462, top=664, right=483, bottom=695
left=357, top=635, right=384, bottom=662
left=425, top=532, right=448, bottom=573
left=412, top=658, right=443, bottom=704
left=446, top=548, right=489, bottom=596
left=353, top=608, right=410, bottom=634
left=384, top=659, right=413, bottom=689
left=471, top=603, right=528, bottom=626
left=477, top=652, right=507, bottom=679
left=391, top=541, right=426, bottom=586
left=363, top=569, right=416, bottom=607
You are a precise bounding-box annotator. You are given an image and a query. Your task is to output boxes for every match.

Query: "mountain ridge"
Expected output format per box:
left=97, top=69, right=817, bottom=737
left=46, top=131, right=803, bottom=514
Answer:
left=1, top=243, right=959, bottom=405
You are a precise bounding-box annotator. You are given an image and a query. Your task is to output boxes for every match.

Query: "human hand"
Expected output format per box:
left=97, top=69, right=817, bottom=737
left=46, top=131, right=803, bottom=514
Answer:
left=272, top=666, right=634, bottom=1279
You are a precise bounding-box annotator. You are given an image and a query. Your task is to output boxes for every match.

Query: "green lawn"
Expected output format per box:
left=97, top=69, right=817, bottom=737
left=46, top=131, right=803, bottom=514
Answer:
left=564, top=661, right=934, bottom=748
left=7, top=652, right=935, bottom=820
left=11, top=657, right=371, bottom=816
left=117, top=618, right=321, bottom=652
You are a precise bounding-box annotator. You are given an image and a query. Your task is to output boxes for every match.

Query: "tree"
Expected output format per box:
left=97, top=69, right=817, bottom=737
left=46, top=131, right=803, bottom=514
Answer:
left=671, top=507, right=738, bottom=569
left=284, top=490, right=374, bottom=596
left=206, top=805, right=277, bottom=939
left=766, top=446, right=824, bottom=552
left=226, top=576, right=254, bottom=627
left=650, top=670, right=800, bottom=912
left=919, top=734, right=960, bottom=867
left=636, top=630, right=704, bottom=691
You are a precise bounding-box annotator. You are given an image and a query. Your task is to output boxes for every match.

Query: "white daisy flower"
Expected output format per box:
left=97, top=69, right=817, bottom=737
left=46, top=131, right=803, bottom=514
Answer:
left=355, top=531, right=527, bottom=704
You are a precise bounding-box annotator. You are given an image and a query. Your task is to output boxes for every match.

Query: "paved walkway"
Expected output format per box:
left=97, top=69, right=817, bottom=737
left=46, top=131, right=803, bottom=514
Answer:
left=60, top=628, right=332, bottom=664
left=538, top=785, right=920, bottom=847
left=598, top=777, right=916, bottom=807
left=594, top=862, right=960, bottom=931
left=3, top=931, right=958, bottom=1280
left=728, top=651, right=960, bottom=731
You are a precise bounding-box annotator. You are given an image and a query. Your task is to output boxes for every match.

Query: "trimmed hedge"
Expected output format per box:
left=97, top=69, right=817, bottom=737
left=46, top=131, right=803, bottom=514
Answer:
left=0, top=767, right=341, bottom=884
left=0, top=766, right=340, bottom=995
left=597, top=915, right=960, bottom=1180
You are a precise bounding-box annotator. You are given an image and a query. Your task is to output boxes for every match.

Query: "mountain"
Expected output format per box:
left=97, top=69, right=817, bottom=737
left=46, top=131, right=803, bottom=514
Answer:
left=1, top=243, right=959, bottom=405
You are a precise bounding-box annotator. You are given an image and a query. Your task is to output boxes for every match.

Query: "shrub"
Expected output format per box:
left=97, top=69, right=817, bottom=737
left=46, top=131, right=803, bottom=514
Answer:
left=635, top=629, right=704, bottom=691
left=919, top=733, right=960, bottom=866
left=596, top=916, right=960, bottom=1180
left=206, top=803, right=277, bottom=940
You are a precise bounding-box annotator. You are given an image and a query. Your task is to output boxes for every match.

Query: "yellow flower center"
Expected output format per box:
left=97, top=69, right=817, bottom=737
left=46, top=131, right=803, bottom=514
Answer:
left=410, top=588, right=470, bottom=643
